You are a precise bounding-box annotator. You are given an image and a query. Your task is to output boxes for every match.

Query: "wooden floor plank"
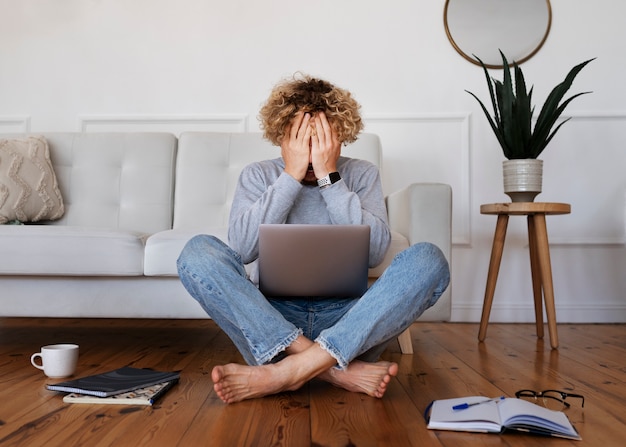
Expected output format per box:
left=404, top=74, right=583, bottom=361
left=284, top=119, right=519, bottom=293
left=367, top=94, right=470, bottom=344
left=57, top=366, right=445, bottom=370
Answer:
left=309, top=378, right=427, bottom=447
left=477, top=323, right=626, bottom=446
left=438, top=323, right=624, bottom=447
left=0, top=318, right=624, bottom=447
left=179, top=385, right=311, bottom=446
left=389, top=325, right=522, bottom=447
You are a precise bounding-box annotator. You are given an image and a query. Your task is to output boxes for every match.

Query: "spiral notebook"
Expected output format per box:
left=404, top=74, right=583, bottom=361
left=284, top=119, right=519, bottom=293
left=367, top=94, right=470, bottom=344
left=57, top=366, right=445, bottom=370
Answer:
left=46, top=366, right=180, bottom=398
left=63, top=380, right=178, bottom=405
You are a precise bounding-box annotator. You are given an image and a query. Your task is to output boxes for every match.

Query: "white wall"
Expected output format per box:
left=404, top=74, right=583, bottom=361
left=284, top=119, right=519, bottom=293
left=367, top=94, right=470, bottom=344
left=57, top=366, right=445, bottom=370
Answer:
left=2, top=0, right=625, bottom=322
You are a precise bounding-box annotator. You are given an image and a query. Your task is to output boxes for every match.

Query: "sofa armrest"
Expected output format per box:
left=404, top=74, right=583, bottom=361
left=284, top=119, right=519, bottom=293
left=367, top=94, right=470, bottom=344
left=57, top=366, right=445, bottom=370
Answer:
left=385, top=183, right=452, bottom=321
left=386, top=182, right=451, bottom=256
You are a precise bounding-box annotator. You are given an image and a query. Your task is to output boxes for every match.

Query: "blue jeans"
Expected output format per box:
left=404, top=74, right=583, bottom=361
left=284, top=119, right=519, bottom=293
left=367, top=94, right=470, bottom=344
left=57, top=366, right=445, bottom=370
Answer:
left=177, top=235, right=450, bottom=369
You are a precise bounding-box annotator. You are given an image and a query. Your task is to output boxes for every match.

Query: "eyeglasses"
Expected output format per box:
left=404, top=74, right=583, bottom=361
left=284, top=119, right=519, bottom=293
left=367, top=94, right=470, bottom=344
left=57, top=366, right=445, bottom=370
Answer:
left=515, top=389, right=585, bottom=411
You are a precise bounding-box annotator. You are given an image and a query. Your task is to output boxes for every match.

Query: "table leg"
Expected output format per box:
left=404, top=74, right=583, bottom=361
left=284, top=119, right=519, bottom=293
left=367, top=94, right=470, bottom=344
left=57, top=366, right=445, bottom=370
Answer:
left=533, top=214, right=559, bottom=349
left=479, top=214, right=509, bottom=342
left=527, top=216, right=545, bottom=339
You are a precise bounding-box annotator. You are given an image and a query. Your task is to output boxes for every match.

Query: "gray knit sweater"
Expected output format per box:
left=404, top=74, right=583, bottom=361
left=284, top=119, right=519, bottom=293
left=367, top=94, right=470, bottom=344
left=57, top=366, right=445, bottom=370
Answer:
left=228, top=156, right=391, bottom=283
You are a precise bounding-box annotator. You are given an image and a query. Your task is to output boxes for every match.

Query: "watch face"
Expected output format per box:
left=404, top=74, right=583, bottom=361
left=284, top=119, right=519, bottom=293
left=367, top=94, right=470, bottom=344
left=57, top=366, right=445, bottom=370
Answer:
left=329, top=172, right=341, bottom=183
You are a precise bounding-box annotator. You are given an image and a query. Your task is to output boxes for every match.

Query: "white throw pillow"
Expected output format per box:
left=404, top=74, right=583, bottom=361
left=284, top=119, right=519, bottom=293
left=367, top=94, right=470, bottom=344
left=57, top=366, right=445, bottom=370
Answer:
left=0, top=136, right=64, bottom=224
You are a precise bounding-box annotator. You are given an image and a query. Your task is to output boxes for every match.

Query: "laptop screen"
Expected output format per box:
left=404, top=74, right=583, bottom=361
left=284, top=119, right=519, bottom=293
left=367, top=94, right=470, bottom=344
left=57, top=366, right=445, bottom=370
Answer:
left=258, top=224, right=370, bottom=299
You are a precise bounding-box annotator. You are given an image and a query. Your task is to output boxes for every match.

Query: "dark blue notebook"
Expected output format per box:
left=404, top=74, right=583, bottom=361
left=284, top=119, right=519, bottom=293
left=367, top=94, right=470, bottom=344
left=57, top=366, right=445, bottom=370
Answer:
left=46, top=366, right=180, bottom=397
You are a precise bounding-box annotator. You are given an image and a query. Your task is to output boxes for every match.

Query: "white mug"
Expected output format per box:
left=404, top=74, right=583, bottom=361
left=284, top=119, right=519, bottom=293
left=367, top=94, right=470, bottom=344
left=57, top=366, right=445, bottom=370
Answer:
left=31, top=344, right=79, bottom=378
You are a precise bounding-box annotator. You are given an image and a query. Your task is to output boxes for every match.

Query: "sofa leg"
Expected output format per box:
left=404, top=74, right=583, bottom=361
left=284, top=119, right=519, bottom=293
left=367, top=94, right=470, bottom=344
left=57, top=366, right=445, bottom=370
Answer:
left=397, top=327, right=413, bottom=354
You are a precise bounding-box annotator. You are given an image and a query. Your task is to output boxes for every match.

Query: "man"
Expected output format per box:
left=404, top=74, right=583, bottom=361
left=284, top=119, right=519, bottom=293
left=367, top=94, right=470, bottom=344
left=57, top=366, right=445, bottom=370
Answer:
left=177, top=74, right=450, bottom=404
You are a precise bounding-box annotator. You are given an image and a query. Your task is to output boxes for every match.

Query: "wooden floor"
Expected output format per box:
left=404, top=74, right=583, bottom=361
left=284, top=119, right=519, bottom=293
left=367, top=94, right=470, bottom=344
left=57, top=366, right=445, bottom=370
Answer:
left=0, top=318, right=624, bottom=446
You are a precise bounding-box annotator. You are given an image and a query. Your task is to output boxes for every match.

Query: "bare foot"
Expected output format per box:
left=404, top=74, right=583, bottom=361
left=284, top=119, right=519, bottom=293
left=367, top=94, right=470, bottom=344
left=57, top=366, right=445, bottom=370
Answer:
left=211, top=342, right=398, bottom=403
left=212, top=363, right=300, bottom=404
left=212, top=343, right=336, bottom=403
left=319, top=360, right=398, bottom=398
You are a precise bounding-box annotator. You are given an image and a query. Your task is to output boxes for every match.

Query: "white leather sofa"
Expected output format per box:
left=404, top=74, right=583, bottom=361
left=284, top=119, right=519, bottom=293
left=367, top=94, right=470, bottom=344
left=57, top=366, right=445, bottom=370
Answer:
left=0, top=132, right=451, bottom=331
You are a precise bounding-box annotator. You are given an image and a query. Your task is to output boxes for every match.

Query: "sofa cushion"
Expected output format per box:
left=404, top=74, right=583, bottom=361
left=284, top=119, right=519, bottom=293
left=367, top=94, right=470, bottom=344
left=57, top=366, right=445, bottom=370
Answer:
left=368, top=230, right=410, bottom=278
left=0, top=136, right=64, bottom=224
left=144, top=227, right=409, bottom=280
left=0, top=226, right=145, bottom=275
left=144, top=227, right=229, bottom=276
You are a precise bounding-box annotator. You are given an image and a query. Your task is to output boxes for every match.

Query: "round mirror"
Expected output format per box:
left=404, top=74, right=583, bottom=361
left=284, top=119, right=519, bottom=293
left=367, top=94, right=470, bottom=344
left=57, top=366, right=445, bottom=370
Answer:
left=444, top=0, right=552, bottom=68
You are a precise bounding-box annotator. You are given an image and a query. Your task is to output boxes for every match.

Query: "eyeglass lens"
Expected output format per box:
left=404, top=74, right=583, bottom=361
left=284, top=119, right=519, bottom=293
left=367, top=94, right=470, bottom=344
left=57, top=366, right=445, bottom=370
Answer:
left=516, top=390, right=584, bottom=411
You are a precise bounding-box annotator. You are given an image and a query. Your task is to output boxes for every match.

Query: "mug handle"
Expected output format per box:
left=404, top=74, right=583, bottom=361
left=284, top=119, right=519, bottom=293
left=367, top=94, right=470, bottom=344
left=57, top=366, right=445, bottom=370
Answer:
left=31, top=353, right=45, bottom=370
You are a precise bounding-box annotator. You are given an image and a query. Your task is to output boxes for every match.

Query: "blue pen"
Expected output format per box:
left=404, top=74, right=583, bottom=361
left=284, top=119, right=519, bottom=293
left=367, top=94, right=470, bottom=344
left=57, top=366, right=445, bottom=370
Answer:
left=452, top=396, right=505, bottom=410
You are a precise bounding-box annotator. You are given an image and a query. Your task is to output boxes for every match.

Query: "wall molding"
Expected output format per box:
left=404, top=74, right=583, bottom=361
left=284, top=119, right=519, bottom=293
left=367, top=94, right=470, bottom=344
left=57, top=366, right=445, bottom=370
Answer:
left=451, top=302, right=626, bottom=323
left=18, top=110, right=624, bottom=248
left=78, top=114, right=249, bottom=134
left=0, top=116, right=31, bottom=133
left=542, top=111, right=626, bottom=246
left=567, top=110, right=626, bottom=120
left=364, top=113, right=471, bottom=246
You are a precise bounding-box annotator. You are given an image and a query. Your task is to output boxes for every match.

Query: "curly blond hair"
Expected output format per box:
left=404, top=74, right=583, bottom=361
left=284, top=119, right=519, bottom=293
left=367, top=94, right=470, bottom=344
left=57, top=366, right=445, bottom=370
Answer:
left=259, top=73, right=363, bottom=146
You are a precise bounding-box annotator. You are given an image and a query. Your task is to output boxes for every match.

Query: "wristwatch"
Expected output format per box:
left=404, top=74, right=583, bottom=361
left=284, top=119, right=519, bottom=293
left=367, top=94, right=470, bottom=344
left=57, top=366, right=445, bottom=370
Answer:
left=317, top=171, right=341, bottom=189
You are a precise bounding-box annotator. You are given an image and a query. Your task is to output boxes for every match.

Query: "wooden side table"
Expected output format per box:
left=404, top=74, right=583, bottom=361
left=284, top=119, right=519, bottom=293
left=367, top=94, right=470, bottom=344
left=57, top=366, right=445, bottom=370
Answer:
left=479, top=202, right=571, bottom=349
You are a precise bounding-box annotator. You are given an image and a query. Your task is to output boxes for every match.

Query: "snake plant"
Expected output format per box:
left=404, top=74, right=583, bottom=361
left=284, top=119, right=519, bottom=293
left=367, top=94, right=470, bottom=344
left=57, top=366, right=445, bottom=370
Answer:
left=466, top=51, right=594, bottom=159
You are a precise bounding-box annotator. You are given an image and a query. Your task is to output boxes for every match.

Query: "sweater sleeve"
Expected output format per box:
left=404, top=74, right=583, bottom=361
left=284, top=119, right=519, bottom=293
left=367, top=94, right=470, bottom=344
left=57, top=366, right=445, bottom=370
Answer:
left=320, top=159, right=391, bottom=267
left=227, top=157, right=391, bottom=268
left=228, top=161, right=302, bottom=263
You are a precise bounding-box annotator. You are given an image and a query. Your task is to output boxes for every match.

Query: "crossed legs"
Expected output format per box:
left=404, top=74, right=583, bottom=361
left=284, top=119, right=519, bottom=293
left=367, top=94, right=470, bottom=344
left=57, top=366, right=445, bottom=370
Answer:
left=178, top=235, right=449, bottom=404
left=212, top=334, right=398, bottom=403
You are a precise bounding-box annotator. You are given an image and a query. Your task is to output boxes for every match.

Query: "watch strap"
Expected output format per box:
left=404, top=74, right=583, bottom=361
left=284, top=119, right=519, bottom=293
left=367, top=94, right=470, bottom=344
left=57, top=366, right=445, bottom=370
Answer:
left=317, top=171, right=341, bottom=188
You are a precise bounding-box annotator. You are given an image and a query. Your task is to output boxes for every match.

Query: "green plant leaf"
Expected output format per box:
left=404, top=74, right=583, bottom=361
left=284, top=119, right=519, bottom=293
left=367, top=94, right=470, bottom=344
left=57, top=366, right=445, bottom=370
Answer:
left=466, top=90, right=507, bottom=150
left=514, top=64, right=533, bottom=156
left=466, top=52, right=594, bottom=159
left=530, top=58, right=595, bottom=157
left=532, top=91, right=591, bottom=157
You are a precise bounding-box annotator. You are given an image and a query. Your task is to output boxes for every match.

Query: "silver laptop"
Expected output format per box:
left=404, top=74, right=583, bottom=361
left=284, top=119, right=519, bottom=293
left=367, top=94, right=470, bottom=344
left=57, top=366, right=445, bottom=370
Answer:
left=258, top=224, right=370, bottom=298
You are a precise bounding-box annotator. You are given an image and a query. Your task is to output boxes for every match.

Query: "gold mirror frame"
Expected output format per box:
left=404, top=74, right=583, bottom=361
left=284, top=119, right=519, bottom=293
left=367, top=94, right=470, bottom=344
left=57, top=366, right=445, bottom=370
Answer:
left=444, top=0, right=552, bottom=69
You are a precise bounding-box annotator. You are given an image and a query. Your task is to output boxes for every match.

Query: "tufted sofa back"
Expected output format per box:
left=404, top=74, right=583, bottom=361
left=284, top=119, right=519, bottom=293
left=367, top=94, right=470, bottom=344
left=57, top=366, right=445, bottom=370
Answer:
left=39, top=133, right=177, bottom=234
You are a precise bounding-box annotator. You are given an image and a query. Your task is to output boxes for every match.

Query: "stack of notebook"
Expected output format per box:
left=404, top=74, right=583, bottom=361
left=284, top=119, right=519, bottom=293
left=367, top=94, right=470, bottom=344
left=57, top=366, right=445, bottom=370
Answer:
left=46, top=366, right=180, bottom=406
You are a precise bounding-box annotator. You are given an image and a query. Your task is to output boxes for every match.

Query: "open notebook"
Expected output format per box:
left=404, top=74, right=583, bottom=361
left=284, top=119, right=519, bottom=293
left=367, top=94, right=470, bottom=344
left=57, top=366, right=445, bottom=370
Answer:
left=427, top=396, right=581, bottom=440
left=258, top=224, right=370, bottom=299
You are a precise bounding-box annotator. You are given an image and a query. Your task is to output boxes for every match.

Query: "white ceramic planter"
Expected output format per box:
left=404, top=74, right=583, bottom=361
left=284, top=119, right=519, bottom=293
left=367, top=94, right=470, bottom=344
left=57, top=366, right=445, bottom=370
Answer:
left=503, top=159, right=543, bottom=202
